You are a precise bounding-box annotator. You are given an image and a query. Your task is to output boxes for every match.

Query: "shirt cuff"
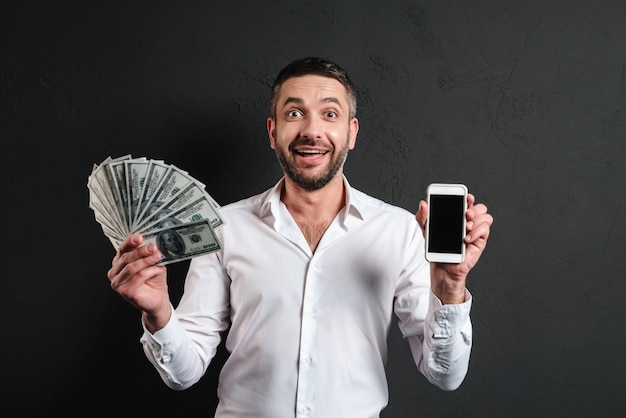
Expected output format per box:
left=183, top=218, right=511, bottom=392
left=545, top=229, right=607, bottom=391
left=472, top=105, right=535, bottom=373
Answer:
left=429, top=289, right=472, bottom=338
left=141, top=307, right=185, bottom=364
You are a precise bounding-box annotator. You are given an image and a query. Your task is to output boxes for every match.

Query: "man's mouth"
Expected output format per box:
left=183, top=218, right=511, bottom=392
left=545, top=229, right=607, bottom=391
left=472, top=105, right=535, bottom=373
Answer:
left=295, top=149, right=329, bottom=156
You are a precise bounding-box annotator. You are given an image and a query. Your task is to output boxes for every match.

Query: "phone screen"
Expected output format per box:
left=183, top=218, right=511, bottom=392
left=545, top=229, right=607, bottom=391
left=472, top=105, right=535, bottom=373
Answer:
left=428, top=194, right=465, bottom=254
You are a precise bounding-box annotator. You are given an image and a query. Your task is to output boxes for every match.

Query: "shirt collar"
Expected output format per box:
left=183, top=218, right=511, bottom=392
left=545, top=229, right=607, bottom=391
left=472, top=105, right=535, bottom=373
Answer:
left=259, top=176, right=365, bottom=225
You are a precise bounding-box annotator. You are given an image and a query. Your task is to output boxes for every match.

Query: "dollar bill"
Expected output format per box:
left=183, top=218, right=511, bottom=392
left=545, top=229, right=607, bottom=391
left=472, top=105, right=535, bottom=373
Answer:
left=131, top=159, right=170, bottom=229
left=125, top=158, right=160, bottom=228
left=141, top=219, right=222, bottom=265
left=108, top=158, right=137, bottom=229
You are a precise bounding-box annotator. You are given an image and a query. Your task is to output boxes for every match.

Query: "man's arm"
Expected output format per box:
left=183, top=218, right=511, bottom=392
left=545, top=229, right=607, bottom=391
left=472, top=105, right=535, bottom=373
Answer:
left=138, top=253, right=231, bottom=390
left=405, top=191, right=492, bottom=389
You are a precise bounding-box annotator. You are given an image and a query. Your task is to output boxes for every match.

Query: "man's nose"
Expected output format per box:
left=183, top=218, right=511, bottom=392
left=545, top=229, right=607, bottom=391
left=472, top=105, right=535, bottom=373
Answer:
left=299, top=115, right=323, bottom=139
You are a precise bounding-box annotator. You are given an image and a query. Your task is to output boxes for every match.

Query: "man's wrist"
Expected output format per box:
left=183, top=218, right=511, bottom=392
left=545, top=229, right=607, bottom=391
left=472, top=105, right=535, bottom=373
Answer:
left=143, top=305, right=172, bottom=334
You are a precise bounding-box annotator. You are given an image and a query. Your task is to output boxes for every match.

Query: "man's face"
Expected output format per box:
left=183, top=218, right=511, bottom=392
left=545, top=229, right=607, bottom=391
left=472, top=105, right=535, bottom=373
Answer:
left=267, top=75, right=359, bottom=191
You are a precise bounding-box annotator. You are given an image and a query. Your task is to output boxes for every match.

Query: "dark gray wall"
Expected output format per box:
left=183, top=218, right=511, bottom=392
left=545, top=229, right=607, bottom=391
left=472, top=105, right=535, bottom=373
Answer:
left=1, top=1, right=624, bottom=416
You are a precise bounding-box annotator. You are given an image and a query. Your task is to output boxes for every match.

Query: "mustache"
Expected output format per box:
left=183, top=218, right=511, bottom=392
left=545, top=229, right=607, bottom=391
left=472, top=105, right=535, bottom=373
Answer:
left=288, top=137, right=331, bottom=151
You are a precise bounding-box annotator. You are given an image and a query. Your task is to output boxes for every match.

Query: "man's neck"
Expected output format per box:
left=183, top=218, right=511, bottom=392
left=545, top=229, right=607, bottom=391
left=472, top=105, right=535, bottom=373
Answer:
left=280, top=174, right=346, bottom=221
left=280, top=174, right=346, bottom=252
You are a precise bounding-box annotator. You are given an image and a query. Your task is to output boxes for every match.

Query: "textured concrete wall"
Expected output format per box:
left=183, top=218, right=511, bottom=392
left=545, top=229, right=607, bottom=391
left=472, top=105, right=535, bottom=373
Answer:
left=1, top=1, right=624, bottom=416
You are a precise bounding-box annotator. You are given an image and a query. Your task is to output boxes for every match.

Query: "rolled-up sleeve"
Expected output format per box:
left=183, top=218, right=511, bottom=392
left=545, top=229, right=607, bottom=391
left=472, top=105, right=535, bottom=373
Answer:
left=406, top=290, right=472, bottom=391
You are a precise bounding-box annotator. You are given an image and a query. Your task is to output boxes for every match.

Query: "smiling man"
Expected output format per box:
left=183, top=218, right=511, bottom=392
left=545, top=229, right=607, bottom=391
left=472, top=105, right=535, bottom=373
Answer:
left=107, top=57, right=493, bottom=417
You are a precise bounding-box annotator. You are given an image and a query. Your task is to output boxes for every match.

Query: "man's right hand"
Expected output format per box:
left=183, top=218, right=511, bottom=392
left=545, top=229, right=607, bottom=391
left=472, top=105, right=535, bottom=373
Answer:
left=107, top=234, right=171, bottom=333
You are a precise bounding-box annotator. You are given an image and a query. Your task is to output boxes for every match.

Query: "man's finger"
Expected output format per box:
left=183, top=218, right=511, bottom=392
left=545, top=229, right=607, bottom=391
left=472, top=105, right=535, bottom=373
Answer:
left=117, top=234, right=144, bottom=255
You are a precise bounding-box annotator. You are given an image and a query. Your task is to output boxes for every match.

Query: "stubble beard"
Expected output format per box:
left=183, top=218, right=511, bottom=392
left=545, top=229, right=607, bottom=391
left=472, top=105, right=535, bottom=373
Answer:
left=276, top=137, right=350, bottom=192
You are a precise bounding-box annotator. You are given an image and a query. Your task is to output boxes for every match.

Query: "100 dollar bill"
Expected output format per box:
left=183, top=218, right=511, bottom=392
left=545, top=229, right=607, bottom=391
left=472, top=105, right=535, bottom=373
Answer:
left=141, top=219, right=221, bottom=266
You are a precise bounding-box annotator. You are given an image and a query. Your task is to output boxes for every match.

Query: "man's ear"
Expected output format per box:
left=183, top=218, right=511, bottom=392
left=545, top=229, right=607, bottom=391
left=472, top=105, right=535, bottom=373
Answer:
left=348, top=117, right=359, bottom=150
left=267, top=117, right=276, bottom=149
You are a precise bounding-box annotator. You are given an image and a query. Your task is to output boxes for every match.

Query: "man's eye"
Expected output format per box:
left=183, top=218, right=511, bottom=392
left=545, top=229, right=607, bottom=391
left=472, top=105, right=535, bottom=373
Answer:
left=325, top=111, right=337, bottom=118
left=288, top=110, right=302, bottom=117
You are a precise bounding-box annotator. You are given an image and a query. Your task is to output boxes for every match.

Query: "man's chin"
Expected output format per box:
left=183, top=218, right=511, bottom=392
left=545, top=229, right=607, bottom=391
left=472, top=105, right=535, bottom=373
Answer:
left=288, top=172, right=336, bottom=191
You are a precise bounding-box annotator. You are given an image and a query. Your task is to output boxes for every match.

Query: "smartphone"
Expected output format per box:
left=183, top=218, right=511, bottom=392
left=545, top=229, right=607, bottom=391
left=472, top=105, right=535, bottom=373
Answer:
left=425, top=183, right=468, bottom=263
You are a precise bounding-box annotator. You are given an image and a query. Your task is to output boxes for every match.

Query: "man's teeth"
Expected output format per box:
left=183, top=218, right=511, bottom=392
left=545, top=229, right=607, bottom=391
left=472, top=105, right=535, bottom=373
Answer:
left=297, top=150, right=326, bottom=154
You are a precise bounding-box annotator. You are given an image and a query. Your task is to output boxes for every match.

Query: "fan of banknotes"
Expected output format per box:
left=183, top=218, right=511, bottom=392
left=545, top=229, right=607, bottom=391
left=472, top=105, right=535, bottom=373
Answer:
left=87, top=154, right=224, bottom=265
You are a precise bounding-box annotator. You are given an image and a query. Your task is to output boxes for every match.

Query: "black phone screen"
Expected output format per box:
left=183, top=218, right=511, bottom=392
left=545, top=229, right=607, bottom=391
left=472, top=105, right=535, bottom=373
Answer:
left=428, top=194, right=465, bottom=254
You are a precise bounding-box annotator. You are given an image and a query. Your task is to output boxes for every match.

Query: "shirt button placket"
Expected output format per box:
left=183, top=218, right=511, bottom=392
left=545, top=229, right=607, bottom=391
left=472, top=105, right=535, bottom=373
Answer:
left=296, top=258, right=318, bottom=417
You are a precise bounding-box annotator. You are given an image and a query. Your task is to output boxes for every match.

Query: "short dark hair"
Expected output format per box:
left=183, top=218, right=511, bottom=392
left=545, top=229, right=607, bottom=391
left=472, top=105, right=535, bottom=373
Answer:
left=270, top=57, right=357, bottom=119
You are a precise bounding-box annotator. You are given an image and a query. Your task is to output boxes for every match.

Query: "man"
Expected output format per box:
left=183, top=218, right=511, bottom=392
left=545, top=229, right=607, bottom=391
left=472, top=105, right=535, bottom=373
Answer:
left=108, top=57, right=493, bottom=417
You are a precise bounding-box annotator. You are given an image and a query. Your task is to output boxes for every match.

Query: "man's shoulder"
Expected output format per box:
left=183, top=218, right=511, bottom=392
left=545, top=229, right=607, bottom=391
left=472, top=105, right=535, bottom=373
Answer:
left=349, top=186, right=413, bottom=218
left=220, top=187, right=273, bottom=215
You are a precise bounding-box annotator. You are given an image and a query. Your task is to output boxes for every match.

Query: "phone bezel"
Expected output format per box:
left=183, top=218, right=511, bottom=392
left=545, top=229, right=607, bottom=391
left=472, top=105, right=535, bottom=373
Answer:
left=425, top=183, right=468, bottom=263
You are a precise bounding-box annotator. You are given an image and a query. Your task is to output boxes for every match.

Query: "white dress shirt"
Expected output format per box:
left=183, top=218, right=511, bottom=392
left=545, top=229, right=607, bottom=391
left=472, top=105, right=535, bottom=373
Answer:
left=141, top=176, right=472, bottom=418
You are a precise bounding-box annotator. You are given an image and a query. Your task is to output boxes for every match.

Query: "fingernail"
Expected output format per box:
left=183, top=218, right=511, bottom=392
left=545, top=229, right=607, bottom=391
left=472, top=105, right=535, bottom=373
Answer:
left=147, top=244, right=155, bottom=253
left=467, top=221, right=474, bottom=229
